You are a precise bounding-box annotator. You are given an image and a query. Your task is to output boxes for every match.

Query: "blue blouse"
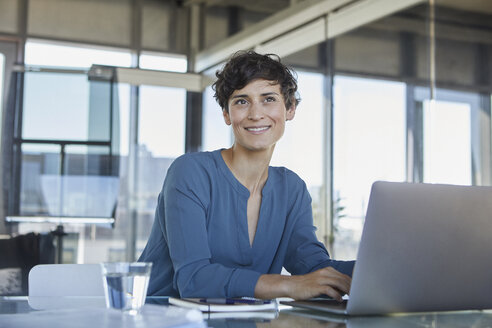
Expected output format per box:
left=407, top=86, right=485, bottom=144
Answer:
left=138, top=149, right=355, bottom=297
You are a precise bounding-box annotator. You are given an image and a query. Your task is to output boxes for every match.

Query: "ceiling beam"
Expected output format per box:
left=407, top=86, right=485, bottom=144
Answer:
left=194, top=0, right=426, bottom=73
left=327, top=0, right=425, bottom=38
left=255, top=16, right=326, bottom=58
left=194, top=0, right=353, bottom=72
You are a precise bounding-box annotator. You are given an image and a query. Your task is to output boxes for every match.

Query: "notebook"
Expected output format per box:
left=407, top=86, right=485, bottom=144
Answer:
left=282, top=181, right=492, bottom=315
left=169, top=297, right=278, bottom=313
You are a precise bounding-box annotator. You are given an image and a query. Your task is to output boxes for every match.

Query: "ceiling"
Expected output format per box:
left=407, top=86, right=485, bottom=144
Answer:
left=438, top=0, right=492, bottom=15
left=182, top=0, right=492, bottom=15
left=182, top=0, right=298, bottom=14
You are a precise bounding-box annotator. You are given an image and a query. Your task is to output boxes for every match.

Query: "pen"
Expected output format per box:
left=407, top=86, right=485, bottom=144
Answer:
left=199, top=298, right=271, bottom=305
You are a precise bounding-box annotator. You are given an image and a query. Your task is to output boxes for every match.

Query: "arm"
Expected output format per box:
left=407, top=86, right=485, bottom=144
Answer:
left=254, top=176, right=353, bottom=300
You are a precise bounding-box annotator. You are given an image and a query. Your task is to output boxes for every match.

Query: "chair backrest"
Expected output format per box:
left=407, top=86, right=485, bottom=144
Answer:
left=0, top=232, right=55, bottom=296
left=28, top=264, right=105, bottom=310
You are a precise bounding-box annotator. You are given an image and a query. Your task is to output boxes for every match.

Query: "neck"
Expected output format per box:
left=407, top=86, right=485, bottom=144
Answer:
left=221, top=144, right=274, bottom=193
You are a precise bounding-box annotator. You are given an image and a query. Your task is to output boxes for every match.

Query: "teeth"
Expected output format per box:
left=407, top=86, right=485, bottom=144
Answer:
left=246, top=126, right=269, bottom=132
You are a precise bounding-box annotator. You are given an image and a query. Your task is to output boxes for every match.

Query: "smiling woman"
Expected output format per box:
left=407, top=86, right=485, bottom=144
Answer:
left=138, top=51, right=355, bottom=301
left=222, top=79, right=295, bottom=154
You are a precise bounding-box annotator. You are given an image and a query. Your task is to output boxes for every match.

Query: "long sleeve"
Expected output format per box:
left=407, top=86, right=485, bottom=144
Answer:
left=283, top=176, right=355, bottom=277
left=161, top=156, right=261, bottom=298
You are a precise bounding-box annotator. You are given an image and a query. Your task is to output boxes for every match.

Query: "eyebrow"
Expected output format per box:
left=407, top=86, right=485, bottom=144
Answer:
left=231, top=92, right=279, bottom=99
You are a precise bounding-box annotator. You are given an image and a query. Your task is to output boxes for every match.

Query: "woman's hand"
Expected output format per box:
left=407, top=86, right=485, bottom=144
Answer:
left=285, top=267, right=351, bottom=301
left=254, top=267, right=351, bottom=301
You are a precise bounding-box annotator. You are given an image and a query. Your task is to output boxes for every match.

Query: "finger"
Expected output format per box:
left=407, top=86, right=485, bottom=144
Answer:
left=319, top=268, right=352, bottom=293
left=321, top=286, right=344, bottom=302
left=316, top=275, right=351, bottom=294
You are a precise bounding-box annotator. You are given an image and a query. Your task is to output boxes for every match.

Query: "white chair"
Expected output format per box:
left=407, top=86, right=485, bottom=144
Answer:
left=28, top=264, right=105, bottom=310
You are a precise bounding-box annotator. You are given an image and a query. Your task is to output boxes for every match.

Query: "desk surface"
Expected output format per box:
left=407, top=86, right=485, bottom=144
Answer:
left=2, top=296, right=492, bottom=328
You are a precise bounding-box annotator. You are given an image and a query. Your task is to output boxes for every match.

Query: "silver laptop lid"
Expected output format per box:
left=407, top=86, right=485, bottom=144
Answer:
left=347, top=181, right=492, bottom=315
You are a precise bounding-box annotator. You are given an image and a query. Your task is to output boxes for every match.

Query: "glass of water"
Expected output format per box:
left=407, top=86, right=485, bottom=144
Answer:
left=100, top=262, right=152, bottom=314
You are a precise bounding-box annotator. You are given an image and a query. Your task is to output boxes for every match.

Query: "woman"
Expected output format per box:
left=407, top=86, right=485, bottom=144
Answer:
left=139, top=51, right=354, bottom=301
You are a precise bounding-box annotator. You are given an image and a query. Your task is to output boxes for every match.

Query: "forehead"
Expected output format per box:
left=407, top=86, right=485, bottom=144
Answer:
left=230, top=79, right=281, bottom=97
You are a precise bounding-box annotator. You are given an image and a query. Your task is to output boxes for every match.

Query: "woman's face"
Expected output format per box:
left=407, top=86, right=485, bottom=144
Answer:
left=223, top=79, right=296, bottom=153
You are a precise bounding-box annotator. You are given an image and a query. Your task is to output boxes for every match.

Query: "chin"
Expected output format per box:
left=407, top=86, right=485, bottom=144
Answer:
left=244, top=144, right=275, bottom=152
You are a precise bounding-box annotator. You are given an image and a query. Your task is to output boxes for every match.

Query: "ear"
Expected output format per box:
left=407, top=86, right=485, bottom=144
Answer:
left=223, top=109, right=232, bottom=125
left=286, top=104, right=296, bottom=121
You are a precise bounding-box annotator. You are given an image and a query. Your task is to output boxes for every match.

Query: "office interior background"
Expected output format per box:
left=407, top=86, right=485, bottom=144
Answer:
left=0, top=0, right=491, bottom=287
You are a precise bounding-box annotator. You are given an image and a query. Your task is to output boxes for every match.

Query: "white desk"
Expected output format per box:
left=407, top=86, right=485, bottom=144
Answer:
left=2, top=296, right=492, bottom=328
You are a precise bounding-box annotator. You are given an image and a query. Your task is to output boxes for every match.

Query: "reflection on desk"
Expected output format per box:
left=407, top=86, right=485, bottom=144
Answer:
left=2, top=296, right=492, bottom=328
left=283, top=308, right=492, bottom=328
left=0, top=302, right=205, bottom=328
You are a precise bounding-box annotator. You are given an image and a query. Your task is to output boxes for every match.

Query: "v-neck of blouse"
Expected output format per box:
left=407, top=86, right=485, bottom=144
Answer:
left=213, top=149, right=274, bottom=198
left=212, top=149, right=276, bottom=250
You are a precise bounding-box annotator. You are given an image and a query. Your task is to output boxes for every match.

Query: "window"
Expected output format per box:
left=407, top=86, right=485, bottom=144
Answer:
left=271, top=71, right=325, bottom=243
left=423, top=100, right=471, bottom=185
left=0, top=52, right=4, bottom=107
left=0, top=52, right=4, bottom=135
left=333, top=76, right=406, bottom=259
left=271, top=72, right=324, bottom=188
left=25, top=40, right=132, bottom=68
left=7, top=41, right=132, bottom=264
left=17, top=70, right=119, bottom=217
left=24, top=39, right=132, bottom=158
left=135, top=85, right=187, bottom=257
left=22, top=73, right=91, bottom=141
left=139, top=52, right=187, bottom=72
left=202, top=86, right=232, bottom=151
left=138, top=86, right=186, bottom=159
left=20, top=41, right=191, bottom=262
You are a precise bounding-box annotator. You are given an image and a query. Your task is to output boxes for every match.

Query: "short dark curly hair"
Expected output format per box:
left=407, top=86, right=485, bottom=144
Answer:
left=212, top=51, right=300, bottom=112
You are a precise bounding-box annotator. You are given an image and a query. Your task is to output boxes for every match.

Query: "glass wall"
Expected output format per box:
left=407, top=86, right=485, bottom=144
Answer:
left=9, top=40, right=188, bottom=263
left=18, top=71, right=119, bottom=215
left=202, top=86, right=233, bottom=151
left=24, top=40, right=132, bottom=68
left=282, top=0, right=492, bottom=259
left=330, top=1, right=492, bottom=258
left=0, top=53, right=4, bottom=115
left=135, top=85, right=186, bottom=257
left=271, top=71, right=325, bottom=242
left=332, top=76, right=406, bottom=259
left=423, top=99, right=471, bottom=185
left=139, top=52, right=187, bottom=72
left=22, top=73, right=92, bottom=141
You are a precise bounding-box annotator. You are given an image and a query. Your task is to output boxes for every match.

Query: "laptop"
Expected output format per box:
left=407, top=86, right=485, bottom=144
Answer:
left=282, top=181, right=492, bottom=315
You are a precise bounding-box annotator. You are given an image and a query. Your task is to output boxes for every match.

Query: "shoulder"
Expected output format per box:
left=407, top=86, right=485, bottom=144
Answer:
left=269, top=166, right=312, bottom=219
left=165, top=150, right=220, bottom=188
left=269, top=166, right=311, bottom=204
left=168, top=150, right=221, bottom=174
left=270, top=166, right=308, bottom=192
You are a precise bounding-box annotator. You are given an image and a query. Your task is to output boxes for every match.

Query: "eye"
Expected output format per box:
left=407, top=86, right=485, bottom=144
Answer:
left=265, top=96, right=277, bottom=102
left=233, top=99, right=247, bottom=105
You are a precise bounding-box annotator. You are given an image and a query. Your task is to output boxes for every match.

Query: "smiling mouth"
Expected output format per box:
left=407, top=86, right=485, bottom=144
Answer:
left=245, top=126, right=270, bottom=132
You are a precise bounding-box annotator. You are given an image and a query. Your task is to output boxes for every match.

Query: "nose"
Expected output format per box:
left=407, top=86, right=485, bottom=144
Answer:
left=248, top=102, right=264, bottom=120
